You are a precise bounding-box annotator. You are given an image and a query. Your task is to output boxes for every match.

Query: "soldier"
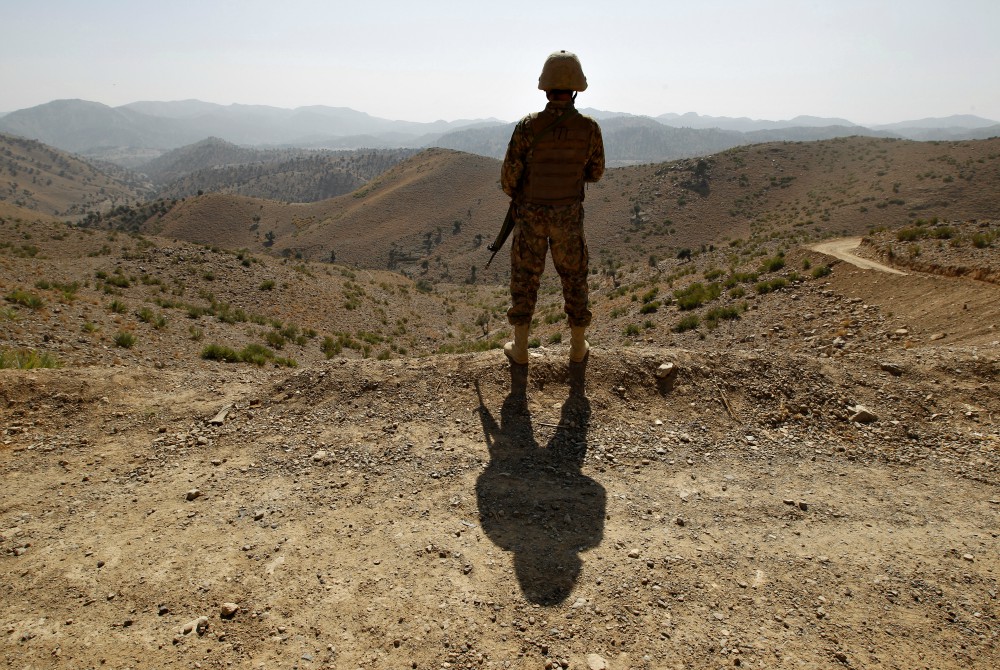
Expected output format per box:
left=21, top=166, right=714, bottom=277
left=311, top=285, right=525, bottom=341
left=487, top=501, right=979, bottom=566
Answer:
left=501, top=50, right=605, bottom=366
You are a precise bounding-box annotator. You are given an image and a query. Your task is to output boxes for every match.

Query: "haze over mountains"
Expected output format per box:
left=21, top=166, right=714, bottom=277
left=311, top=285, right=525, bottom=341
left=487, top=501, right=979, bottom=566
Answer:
left=1, top=99, right=997, bottom=170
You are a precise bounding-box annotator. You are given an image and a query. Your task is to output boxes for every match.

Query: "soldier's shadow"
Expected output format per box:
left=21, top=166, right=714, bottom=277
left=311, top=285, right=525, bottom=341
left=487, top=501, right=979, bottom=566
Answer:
left=474, top=368, right=606, bottom=605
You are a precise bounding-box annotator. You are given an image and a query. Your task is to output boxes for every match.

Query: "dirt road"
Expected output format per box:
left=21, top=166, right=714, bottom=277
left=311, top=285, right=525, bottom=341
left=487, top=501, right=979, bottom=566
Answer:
left=810, top=237, right=907, bottom=275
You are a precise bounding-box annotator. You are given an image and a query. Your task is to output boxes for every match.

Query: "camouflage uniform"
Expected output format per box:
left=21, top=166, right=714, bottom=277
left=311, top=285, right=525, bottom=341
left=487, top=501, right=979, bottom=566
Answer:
left=501, top=99, right=605, bottom=328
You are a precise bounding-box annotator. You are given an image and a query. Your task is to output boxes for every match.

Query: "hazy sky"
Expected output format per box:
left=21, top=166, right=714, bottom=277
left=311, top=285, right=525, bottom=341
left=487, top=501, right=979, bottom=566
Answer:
left=3, top=0, right=999, bottom=125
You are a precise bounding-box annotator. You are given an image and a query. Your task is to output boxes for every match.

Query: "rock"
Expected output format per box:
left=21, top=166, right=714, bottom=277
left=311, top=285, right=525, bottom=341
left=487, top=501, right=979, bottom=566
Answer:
left=312, top=450, right=328, bottom=463
left=848, top=405, right=878, bottom=424
left=655, top=362, right=676, bottom=379
left=628, top=549, right=641, bottom=558
left=181, top=616, right=209, bottom=636
left=930, top=332, right=946, bottom=341
left=586, top=654, right=608, bottom=670
left=185, top=489, right=202, bottom=501
left=880, top=362, right=903, bottom=376
left=209, top=405, right=231, bottom=426
left=220, top=602, right=239, bottom=619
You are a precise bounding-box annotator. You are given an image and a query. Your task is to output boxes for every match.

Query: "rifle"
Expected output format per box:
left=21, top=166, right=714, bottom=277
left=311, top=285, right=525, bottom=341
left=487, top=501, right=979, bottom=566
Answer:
left=483, top=108, right=580, bottom=270
left=484, top=202, right=514, bottom=270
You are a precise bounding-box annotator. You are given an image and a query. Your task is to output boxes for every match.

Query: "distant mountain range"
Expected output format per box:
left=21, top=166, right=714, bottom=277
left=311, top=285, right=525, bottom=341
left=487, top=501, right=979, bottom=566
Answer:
left=0, top=99, right=997, bottom=169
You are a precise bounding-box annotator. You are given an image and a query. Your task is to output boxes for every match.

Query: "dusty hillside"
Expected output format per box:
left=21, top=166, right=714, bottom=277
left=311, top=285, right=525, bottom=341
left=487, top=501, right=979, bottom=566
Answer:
left=152, top=148, right=507, bottom=281
left=0, top=132, right=149, bottom=217
left=142, top=138, right=420, bottom=204
left=2, top=292, right=998, bottom=669
left=2, top=135, right=999, bottom=668
left=145, top=138, right=1000, bottom=286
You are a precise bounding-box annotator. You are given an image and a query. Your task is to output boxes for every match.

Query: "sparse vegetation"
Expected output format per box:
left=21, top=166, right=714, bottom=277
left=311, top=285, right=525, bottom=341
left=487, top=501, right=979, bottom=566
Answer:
left=5, top=288, right=45, bottom=309
left=113, top=331, right=137, bottom=348
left=0, top=348, right=61, bottom=369
left=201, top=342, right=296, bottom=367
left=673, top=314, right=700, bottom=332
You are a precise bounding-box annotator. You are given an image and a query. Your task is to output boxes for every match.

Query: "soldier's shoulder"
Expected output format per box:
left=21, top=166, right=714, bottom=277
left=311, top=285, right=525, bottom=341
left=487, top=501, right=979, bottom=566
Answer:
left=514, top=113, right=539, bottom=131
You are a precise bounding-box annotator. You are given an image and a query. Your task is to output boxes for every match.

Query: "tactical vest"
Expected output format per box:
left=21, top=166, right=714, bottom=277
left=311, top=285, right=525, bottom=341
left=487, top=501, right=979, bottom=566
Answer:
left=521, top=110, right=593, bottom=207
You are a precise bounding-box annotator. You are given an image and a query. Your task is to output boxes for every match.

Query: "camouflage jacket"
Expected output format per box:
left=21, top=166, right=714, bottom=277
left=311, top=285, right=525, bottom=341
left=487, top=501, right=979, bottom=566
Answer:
left=501, top=100, right=605, bottom=204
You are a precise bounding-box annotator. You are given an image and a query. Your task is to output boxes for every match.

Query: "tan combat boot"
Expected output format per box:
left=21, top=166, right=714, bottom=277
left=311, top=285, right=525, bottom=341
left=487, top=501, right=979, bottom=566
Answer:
left=569, top=326, right=590, bottom=363
left=504, top=324, right=530, bottom=365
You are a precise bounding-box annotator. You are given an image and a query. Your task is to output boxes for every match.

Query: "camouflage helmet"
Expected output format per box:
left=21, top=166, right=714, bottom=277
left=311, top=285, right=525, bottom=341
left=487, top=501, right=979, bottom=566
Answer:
left=537, top=50, right=588, bottom=92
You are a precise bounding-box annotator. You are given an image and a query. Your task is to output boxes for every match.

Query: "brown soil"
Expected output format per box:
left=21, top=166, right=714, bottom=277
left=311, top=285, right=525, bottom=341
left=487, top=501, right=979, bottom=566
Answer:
left=2, top=139, right=1000, bottom=669
left=2, top=225, right=999, bottom=669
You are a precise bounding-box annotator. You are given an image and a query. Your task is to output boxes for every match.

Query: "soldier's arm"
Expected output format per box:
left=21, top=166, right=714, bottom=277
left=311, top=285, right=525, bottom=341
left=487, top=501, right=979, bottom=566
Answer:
left=500, top=118, right=531, bottom=197
left=584, top=123, right=605, bottom=183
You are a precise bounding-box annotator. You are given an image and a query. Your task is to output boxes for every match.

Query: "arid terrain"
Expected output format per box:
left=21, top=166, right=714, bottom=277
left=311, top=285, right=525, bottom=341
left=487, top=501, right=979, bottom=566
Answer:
left=1, top=134, right=999, bottom=669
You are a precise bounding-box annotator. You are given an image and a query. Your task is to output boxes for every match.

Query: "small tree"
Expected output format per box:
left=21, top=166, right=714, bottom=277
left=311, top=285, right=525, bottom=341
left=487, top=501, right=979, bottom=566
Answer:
left=475, top=311, right=490, bottom=336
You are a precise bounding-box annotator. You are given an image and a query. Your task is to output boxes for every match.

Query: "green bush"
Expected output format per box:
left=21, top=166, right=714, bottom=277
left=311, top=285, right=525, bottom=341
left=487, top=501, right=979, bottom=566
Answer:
left=321, top=336, right=342, bottom=358
left=5, top=289, right=44, bottom=309
left=240, top=343, right=272, bottom=366
left=201, top=342, right=296, bottom=367
left=760, top=254, right=786, bottom=273
left=672, top=314, right=700, bottom=333
left=674, top=282, right=722, bottom=311
left=724, top=271, right=758, bottom=288
left=201, top=343, right=241, bottom=362
left=113, top=331, right=137, bottom=348
left=705, top=304, right=745, bottom=329
left=0, top=348, right=62, bottom=369
left=971, top=232, right=995, bottom=248
left=811, top=265, right=832, bottom=278
left=755, top=277, right=789, bottom=294
left=265, top=331, right=286, bottom=349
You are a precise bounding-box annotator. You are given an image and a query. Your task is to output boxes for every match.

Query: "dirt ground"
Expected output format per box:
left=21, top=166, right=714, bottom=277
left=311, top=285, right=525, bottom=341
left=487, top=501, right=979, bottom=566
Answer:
left=2, top=236, right=999, bottom=669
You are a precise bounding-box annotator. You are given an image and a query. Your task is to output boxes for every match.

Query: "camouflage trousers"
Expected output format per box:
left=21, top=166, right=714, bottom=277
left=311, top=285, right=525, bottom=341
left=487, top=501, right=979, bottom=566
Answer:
left=507, top=202, right=592, bottom=328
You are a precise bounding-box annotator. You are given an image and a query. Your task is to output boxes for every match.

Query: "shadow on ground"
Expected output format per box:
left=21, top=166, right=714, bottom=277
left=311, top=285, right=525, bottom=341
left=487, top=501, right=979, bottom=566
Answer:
left=474, top=361, right=606, bottom=605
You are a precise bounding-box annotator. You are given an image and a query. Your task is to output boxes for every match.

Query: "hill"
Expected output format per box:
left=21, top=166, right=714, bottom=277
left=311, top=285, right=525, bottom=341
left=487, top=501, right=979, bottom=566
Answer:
left=0, top=132, right=149, bottom=217
left=1, top=210, right=998, bottom=668
left=2, top=126, right=1000, bottom=668
left=428, top=116, right=895, bottom=166
left=0, top=99, right=497, bottom=164
left=4, top=99, right=997, bottom=170
left=141, top=136, right=1000, bottom=287
left=141, top=138, right=420, bottom=203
